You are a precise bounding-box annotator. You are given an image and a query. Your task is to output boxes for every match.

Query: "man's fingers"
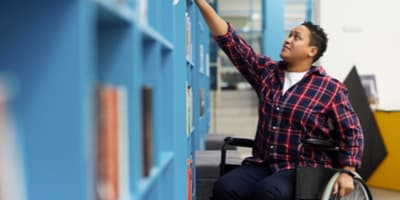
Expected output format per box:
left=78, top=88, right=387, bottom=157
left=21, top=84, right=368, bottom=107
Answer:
left=340, top=186, right=354, bottom=197
left=340, top=187, right=346, bottom=197
left=333, top=182, right=339, bottom=194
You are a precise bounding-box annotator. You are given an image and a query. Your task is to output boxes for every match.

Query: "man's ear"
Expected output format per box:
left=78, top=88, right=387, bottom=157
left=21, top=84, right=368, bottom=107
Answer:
left=308, top=46, right=318, bottom=58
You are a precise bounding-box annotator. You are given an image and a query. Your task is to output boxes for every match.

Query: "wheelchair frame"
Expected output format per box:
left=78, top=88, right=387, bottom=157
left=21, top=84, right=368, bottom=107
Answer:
left=219, top=137, right=373, bottom=200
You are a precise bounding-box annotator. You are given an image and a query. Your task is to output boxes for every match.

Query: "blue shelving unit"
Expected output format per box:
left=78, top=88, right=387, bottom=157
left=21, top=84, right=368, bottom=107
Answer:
left=0, top=0, right=210, bottom=200
left=262, top=0, right=284, bottom=60
left=185, top=0, right=211, bottom=199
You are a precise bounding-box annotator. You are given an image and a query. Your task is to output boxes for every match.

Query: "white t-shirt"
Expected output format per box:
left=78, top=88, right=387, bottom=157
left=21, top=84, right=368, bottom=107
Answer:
left=282, top=70, right=308, bottom=95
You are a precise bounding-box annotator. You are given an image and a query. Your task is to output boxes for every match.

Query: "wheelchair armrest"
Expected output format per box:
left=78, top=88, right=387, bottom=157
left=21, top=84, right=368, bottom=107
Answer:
left=223, top=137, right=255, bottom=149
left=301, top=138, right=341, bottom=152
left=220, top=137, right=254, bottom=176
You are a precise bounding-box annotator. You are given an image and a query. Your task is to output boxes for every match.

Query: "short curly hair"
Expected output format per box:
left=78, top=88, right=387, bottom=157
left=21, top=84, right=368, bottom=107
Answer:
left=302, top=21, right=328, bottom=62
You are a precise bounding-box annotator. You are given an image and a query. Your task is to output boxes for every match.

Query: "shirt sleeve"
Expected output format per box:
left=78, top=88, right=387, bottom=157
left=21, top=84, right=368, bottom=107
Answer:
left=214, top=22, right=276, bottom=91
left=330, top=87, right=364, bottom=169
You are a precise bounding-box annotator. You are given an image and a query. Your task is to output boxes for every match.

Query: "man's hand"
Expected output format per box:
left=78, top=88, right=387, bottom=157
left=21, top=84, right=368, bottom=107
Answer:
left=193, top=0, right=228, bottom=36
left=194, top=0, right=207, bottom=4
left=333, top=173, right=354, bottom=197
left=333, top=167, right=355, bottom=197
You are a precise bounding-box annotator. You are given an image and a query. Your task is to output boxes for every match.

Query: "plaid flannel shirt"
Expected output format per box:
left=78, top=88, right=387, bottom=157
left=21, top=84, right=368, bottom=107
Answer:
left=215, top=23, right=364, bottom=173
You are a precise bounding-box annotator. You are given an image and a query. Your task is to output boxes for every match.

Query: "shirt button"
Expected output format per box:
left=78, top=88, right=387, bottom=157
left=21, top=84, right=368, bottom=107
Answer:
left=272, top=126, right=277, bottom=130
left=270, top=145, right=275, bottom=149
left=276, top=107, right=280, bottom=111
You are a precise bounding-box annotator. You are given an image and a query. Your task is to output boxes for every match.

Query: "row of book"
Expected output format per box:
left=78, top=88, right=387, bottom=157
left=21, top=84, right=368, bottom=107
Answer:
left=187, top=13, right=211, bottom=76
left=0, top=82, right=164, bottom=200
left=0, top=74, right=202, bottom=200
left=96, top=85, right=155, bottom=200
left=0, top=81, right=156, bottom=200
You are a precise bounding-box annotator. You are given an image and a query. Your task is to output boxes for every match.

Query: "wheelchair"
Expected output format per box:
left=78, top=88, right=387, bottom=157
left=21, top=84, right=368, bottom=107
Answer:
left=219, top=137, right=373, bottom=200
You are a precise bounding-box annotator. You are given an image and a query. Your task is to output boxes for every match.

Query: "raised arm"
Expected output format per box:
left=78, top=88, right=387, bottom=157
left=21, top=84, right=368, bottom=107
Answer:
left=194, top=0, right=228, bottom=36
left=194, top=0, right=277, bottom=92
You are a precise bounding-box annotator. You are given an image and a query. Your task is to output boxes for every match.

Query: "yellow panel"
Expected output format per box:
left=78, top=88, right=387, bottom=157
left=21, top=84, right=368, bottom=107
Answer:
left=367, top=111, right=400, bottom=191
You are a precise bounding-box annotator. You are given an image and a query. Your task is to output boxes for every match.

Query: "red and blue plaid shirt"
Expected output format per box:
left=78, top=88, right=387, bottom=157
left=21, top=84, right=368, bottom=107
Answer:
left=215, top=23, right=364, bottom=173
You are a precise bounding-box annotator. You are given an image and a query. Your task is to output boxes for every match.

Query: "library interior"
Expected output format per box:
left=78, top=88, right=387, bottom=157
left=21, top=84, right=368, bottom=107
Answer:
left=1, top=0, right=400, bottom=200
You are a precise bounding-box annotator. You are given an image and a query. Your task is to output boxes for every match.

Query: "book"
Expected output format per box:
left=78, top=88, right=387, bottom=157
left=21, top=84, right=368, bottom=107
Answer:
left=138, top=0, right=148, bottom=24
left=187, top=159, right=193, bottom=200
left=142, top=86, right=153, bottom=177
left=185, top=12, right=192, bottom=62
left=200, top=44, right=204, bottom=73
left=96, top=85, right=120, bottom=200
left=0, top=76, right=27, bottom=200
left=186, top=83, right=192, bottom=135
left=200, top=88, right=205, bottom=117
left=116, top=86, right=129, bottom=197
left=206, top=53, right=210, bottom=77
left=1, top=80, right=6, bottom=200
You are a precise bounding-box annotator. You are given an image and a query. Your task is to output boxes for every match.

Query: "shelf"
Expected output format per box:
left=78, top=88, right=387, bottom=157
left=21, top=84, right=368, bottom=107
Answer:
left=187, top=59, right=195, bottom=68
left=138, top=152, right=174, bottom=194
left=0, top=1, right=211, bottom=199
left=140, top=23, right=174, bottom=51
left=199, top=21, right=205, bottom=32
left=95, top=0, right=134, bottom=24
left=189, top=126, right=196, bottom=136
left=187, top=0, right=194, bottom=6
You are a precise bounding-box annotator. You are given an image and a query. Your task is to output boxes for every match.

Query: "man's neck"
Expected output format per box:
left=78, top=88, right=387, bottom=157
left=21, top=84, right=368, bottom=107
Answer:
left=286, top=60, right=313, bottom=72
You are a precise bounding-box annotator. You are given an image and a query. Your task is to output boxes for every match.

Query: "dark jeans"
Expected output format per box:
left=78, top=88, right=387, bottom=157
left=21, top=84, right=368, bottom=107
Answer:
left=211, top=164, right=296, bottom=200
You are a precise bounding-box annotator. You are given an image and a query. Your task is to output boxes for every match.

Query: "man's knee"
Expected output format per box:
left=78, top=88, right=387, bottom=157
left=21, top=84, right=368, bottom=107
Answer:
left=211, top=165, right=271, bottom=200
left=212, top=178, right=234, bottom=198
left=254, top=181, right=278, bottom=199
left=254, top=179, right=293, bottom=200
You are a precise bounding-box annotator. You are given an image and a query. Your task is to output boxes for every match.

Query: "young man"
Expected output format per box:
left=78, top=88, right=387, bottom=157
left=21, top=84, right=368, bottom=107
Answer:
left=195, top=0, right=364, bottom=199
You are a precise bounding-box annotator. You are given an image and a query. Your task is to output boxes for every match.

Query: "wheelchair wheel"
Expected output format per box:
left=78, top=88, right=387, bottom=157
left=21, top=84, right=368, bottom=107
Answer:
left=321, top=172, right=373, bottom=200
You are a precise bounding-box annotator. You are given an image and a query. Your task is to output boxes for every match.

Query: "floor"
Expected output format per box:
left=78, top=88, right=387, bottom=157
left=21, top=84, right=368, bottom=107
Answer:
left=370, top=187, right=400, bottom=200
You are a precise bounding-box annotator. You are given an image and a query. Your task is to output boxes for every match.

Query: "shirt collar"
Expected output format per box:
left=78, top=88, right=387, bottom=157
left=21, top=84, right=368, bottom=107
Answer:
left=277, top=62, right=327, bottom=84
left=278, top=62, right=327, bottom=76
left=308, top=65, right=327, bottom=76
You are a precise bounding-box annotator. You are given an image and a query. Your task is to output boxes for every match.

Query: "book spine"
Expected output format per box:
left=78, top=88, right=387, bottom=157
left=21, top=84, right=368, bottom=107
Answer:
left=97, top=86, right=120, bottom=200
left=142, top=86, right=153, bottom=177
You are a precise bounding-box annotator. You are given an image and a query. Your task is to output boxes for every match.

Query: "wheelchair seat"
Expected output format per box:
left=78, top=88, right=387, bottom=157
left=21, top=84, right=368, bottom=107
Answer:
left=219, top=137, right=373, bottom=200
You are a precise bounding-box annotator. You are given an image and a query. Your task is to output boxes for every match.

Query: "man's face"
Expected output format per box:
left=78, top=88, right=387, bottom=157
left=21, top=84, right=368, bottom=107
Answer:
left=280, top=25, right=317, bottom=63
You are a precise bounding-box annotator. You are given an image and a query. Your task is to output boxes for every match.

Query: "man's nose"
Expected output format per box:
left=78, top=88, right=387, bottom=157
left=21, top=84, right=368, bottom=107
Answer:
left=285, top=36, right=293, bottom=44
left=283, top=39, right=290, bottom=46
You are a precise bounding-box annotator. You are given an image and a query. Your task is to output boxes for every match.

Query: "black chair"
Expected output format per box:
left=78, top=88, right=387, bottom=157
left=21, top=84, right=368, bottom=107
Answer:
left=219, top=137, right=373, bottom=200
